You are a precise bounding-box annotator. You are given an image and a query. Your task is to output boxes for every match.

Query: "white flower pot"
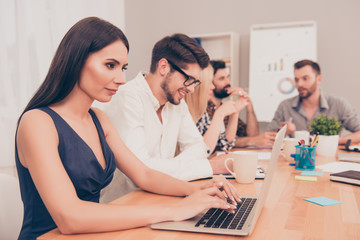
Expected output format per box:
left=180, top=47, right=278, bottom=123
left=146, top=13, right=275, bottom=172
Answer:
left=316, top=135, right=339, bottom=156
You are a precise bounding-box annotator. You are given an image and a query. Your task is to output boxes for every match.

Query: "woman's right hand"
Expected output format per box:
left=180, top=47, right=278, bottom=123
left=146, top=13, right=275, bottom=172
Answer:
left=233, top=93, right=249, bottom=112
left=169, top=187, right=236, bottom=222
left=216, top=101, right=237, bottom=117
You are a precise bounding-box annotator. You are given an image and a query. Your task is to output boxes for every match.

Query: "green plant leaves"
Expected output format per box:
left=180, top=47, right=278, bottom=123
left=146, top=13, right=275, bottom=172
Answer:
left=309, top=114, right=342, bottom=135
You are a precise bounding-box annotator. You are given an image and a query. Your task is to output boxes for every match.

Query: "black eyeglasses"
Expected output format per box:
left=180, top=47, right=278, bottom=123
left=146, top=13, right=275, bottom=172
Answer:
left=167, top=59, right=201, bottom=88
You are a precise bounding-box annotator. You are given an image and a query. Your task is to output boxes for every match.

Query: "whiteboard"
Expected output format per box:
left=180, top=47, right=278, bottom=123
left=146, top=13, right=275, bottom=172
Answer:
left=249, top=21, right=317, bottom=122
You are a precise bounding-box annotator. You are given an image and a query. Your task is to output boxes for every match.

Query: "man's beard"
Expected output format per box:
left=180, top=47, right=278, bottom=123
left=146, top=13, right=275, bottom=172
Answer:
left=299, top=90, right=312, bottom=99
left=298, top=81, right=317, bottom=100
left=161, top=75, right=180, bottom=105
left=213, top=84, right=231, bottom=99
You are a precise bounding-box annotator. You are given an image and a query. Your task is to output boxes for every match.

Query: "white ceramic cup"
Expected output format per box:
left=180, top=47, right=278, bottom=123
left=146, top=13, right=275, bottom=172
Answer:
left=224, top=151, right=258, bottom=184
left=316, top=135, right=339, bottom=156
left=294, top=130, right=310, bottom=145
left=282, top=138, right=298, bottom=161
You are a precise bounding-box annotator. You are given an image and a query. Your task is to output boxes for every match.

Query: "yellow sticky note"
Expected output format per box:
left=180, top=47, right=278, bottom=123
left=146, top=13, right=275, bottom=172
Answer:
left=295, top=175, right=317, bottom=182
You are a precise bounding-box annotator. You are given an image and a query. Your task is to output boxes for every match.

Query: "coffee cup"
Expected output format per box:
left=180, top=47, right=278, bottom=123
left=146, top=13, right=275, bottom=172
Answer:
left=224, top=151, right=258, bottom=184
left=282, top=138, right=298, bottom=161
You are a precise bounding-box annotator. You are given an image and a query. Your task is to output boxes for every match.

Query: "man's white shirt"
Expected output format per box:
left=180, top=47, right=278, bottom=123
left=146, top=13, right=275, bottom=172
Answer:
left=106, top=72, right=213, bottom=181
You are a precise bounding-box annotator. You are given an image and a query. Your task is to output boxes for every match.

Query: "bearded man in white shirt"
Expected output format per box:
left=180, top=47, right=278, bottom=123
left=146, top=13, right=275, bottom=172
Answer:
left=108, top=33, right=232, bottom=183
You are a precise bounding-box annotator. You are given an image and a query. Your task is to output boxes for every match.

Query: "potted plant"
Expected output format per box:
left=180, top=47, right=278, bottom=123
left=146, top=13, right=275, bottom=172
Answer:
left=309, top=114, right=343, bottom=156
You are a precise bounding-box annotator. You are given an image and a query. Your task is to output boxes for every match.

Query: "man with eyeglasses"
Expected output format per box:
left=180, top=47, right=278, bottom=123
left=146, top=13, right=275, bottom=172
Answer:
left=106, top=33, right=231, bottom=187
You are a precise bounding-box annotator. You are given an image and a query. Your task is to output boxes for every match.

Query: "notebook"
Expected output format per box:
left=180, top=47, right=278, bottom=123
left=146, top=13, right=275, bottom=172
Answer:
left=330, top=170, right=360, bottom=186
left=151, top=126, right=286, bottom=236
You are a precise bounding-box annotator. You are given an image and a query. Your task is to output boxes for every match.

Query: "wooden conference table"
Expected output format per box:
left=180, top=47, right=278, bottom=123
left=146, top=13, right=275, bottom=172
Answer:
left=39, top=149, right=360, bottom=240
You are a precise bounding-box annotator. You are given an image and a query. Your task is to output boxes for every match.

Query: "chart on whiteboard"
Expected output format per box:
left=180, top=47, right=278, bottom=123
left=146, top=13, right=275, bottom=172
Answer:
left=249, top=21, right=317, bottom=122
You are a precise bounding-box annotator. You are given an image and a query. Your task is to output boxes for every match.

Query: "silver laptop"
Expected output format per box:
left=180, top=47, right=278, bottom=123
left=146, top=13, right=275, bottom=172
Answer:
left=151, top=125, right=287, bottom=236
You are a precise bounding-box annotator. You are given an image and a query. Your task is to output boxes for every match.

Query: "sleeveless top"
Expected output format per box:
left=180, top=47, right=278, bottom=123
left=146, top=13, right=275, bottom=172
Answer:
left=15, top=107, right=117, bottom=240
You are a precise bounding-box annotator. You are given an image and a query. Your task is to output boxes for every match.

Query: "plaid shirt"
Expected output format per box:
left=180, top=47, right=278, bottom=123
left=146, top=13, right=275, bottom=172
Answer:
left=206, top=101, right=248, bottom=152
left=196, top=111, right=235, bottom=154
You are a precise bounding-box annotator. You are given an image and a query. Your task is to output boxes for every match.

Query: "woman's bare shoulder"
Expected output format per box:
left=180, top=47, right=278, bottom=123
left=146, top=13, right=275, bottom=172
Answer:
left=20, top=108, right=53, bottom=126
left=17, top=109, right=59, bottom=167
left=18, top=108, right=57, bottom=138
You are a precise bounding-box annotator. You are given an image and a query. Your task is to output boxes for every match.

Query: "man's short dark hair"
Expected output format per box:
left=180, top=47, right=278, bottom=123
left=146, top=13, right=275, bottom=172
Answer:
left=294, top=59, right=321, bottom=75
left=210, top=60, right=226, bottom=75
left=150, top=33, right=209, bottom=73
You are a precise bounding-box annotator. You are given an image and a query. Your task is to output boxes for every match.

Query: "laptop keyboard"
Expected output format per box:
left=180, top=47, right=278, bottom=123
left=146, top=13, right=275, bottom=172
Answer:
left=195, top=197, right=257, bottom=230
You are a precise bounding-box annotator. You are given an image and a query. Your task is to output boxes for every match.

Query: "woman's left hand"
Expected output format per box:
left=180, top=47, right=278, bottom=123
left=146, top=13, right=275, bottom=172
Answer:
left=200, top=175, right=241, bottom=205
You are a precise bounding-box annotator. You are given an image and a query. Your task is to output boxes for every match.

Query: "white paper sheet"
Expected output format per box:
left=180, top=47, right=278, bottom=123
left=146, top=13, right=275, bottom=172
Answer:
left=316, top=162, right=360, bottom=173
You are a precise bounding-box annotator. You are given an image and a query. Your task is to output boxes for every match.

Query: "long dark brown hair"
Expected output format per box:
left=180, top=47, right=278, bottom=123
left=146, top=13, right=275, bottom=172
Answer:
left=19, top=17, right=129, bottom=122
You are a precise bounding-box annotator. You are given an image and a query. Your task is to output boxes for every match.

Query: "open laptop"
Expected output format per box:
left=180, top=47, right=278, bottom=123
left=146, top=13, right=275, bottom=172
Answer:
left=151, top=125, right=287, bottom=236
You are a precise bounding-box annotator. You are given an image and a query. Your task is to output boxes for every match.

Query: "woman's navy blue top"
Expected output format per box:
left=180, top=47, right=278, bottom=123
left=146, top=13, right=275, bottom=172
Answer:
left=15, top=107, right=116, bottom=240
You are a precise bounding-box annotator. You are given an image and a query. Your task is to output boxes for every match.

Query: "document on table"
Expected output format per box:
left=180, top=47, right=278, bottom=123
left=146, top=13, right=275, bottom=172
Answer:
left=316, top=162, right=360, bottom=173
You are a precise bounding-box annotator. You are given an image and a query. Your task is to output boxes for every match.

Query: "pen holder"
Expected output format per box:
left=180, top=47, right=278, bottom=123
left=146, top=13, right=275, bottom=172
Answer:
left=294, top=145, right=316, bottom=171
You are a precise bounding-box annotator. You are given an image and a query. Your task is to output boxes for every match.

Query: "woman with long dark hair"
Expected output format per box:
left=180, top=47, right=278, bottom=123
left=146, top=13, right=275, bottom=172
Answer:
left=15, top=17, right=239, bottom=240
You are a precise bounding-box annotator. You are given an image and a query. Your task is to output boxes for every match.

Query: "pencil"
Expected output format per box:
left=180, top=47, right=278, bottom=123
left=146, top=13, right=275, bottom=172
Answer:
left=310, top=134, right=319, bottom=148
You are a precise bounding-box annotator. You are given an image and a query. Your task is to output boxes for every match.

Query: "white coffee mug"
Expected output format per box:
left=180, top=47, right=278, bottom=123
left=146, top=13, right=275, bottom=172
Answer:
left=224, top=151, right=258, bottom=184
left=294, top=130, right=310, bottom=145
left=282, top=138, right=298, bottom=161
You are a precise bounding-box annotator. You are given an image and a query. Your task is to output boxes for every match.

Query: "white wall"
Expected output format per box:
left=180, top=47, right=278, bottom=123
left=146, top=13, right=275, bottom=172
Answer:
left=2, top=0, right=359, bottom=174
left=0, top=0, right=126, bottom=175
left=124, top=0, right=360, bottom=116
